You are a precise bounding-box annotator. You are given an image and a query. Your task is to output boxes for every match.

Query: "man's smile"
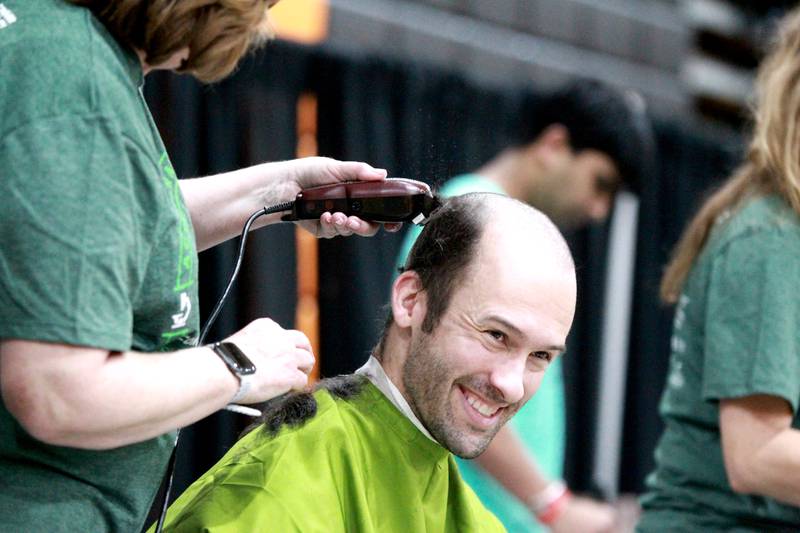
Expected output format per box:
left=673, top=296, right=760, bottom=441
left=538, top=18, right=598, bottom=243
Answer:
left=458, top=385, right=505, bottom=429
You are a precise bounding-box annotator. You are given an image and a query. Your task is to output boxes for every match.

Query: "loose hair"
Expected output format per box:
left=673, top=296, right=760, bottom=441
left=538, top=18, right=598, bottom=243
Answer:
left=242, top=375, right=367, bottom=438
left=66, top=0, right=274, bottom=82
left=660, top=6, right=800, bottom=303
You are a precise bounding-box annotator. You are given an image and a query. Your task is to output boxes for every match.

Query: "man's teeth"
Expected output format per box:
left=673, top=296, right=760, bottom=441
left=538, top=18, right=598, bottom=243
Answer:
left=465, top=391, right=498, bottom=417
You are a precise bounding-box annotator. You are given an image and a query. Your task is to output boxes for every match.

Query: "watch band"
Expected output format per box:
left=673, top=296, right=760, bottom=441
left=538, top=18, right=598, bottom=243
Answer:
left=210, top=341, right=256, bottom=403
left=229, top=375, right=253, bottom=404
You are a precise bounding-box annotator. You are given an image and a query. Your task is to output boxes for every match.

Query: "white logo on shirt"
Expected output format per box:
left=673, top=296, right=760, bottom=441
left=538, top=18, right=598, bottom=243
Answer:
left=0, top=4, right=17, bottom=29
left=667, top=359, right=685, bottom=389
left=171, top=291, right=192, bottom=329
left=667, top=295, right=691, bottom=390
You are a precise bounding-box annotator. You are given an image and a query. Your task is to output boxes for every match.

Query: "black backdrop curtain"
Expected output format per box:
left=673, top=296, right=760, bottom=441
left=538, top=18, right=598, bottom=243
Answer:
left=143, top=39, right=740, bottom=505
left=621, top=122, right=739, bottom=490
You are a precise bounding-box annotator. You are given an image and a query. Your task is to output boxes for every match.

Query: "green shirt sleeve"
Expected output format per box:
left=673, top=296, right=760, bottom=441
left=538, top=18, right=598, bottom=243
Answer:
left=0, top=114, right=145, bottom=350
left=703, top=228, right=800, bottom=412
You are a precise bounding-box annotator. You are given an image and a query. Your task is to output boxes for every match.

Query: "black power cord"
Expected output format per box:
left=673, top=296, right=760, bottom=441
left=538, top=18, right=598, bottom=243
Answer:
left=199, top=202, right=293, bottom=344
left=154, top=201, right=293, bottom=533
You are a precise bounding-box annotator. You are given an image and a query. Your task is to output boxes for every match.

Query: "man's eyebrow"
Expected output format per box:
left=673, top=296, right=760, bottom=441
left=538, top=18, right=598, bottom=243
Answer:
left=485, top=315, right=566, bottom=353
left=545, top=344, right=568, bottom=355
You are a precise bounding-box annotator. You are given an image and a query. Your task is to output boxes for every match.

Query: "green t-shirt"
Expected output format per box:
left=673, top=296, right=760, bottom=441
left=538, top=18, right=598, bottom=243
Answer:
left=396, top=174, right=566, bottom=533
left=0, top=1, right=199, bottom=531
left=639, top=195, right=800, bottom=532
left=155, top=379, right=506, bottom=532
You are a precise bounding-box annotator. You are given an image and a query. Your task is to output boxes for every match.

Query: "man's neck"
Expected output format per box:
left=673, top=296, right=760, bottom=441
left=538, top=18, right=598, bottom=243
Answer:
left=475, top=149, right=537, bottom=202
left=355, top=356, right=437, bottom=443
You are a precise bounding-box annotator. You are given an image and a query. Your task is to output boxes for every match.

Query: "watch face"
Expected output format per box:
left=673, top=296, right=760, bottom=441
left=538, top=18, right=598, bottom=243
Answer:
left=216, top=342, right=256, bottom=375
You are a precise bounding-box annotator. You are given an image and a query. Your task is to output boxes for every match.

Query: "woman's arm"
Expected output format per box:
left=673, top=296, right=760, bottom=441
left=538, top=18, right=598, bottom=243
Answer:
left=0, top=319, right=314, bottom=450
left=179, top=157, right=394, bottom=251
left=720, top=394, right=800, bottom=506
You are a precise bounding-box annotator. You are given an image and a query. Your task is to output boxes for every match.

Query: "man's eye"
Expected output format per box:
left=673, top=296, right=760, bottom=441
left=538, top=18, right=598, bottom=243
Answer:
left=596, top=176, right=619, bottom=194
left=486, top=330, right=506, bottom=343
left=531, top=351, right=552, bottom=362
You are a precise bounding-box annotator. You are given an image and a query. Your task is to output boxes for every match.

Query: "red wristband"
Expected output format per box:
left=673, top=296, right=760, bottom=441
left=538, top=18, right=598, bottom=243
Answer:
left=536, top=487, right=572, bottom=525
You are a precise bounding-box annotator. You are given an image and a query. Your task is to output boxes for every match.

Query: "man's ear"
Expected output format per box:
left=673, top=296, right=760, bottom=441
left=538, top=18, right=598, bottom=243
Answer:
left=529, top=123, right=573, bottom=173
left=391, top=270, right=426, bottom=329
left=538, top=123, right=570, bottom=150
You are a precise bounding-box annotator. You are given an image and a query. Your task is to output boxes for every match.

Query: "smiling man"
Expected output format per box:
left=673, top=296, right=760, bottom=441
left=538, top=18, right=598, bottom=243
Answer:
left=155, top=193, right=577, bottom=533
left=396, top=79, right=652, bottom=533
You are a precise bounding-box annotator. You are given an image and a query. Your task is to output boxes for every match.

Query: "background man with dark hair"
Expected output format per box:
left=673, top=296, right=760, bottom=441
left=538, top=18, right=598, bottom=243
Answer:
left=154, top=193, right=577, bottom=532
left=397, top=79, right=654, bottom=533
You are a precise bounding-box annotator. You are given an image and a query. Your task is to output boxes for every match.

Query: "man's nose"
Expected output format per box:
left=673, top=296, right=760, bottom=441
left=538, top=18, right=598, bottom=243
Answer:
left=487, top=356, right=527, bottom=405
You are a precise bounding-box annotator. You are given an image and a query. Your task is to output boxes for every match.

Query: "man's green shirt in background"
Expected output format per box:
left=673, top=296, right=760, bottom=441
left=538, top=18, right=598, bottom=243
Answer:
left=396, top=174, right=566, bottom=533
left=639, top=195, right=800, bottom=532
left=0, top=1, right=199, bottom=531
left=156, top=380, right=506, bottom=533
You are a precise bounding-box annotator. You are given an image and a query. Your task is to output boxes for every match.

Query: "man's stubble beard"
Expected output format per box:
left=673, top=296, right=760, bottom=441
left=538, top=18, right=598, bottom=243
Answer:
left=401, top=329, right=522, bottom=459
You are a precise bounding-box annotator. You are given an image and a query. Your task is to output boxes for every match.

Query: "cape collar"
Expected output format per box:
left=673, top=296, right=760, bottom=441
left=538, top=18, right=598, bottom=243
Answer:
left=355, top=356, right=438, bottom=443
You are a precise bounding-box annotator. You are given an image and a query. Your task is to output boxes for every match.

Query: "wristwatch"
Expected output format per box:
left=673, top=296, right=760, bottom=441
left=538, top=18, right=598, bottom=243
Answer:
left=210, top=341, right=256, bottom=403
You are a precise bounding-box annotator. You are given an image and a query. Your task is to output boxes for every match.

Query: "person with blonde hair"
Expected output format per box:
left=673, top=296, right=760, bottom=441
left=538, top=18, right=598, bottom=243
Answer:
left=637, top=7, right=800, bottom=531
left=0, top=1, right=396, bottom=531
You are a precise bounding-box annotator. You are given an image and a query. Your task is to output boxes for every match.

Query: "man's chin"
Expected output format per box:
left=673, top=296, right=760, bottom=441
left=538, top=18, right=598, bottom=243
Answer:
left=441, top=432, right=495, bottom=459
left=451, top=447, right=487, bottom=460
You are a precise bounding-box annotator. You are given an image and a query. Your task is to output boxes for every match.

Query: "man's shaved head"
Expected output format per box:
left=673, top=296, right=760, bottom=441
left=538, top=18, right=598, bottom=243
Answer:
left=477, top=194, right=575, bottom=272
left=396, top=192, right=574, bottom=336
left=383, top=192, right=578, bottom=457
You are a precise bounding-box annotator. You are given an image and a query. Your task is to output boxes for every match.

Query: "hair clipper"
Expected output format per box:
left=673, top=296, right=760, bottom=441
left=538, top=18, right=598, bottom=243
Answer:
left=282, top=178, right=441, bottom=225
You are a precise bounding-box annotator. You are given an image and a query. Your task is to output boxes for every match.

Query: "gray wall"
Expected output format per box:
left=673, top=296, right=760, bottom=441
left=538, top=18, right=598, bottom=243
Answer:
left=326, top=0, right=691, bottom=119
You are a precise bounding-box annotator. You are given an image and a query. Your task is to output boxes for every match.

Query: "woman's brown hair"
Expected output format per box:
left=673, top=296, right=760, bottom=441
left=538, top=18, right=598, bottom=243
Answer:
left=660, top=6, right=800, bottom=303
left=66, top=0, right=275, bottom=82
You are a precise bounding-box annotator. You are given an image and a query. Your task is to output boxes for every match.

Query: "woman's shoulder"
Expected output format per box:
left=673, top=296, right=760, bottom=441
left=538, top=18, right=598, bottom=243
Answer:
left=710, top=194, right=800, bottom=255
left=1, top=1, right=141, bottom=133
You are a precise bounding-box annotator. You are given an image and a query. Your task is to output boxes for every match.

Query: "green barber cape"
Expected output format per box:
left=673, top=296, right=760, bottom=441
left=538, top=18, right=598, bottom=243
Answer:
left=397, top=174, right=566, bottom=533
left=157, top=379, right=506, bottom=532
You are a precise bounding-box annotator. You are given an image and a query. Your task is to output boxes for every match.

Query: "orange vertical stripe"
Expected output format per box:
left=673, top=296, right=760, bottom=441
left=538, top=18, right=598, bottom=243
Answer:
left=295, top=93, right=321, bottom=383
